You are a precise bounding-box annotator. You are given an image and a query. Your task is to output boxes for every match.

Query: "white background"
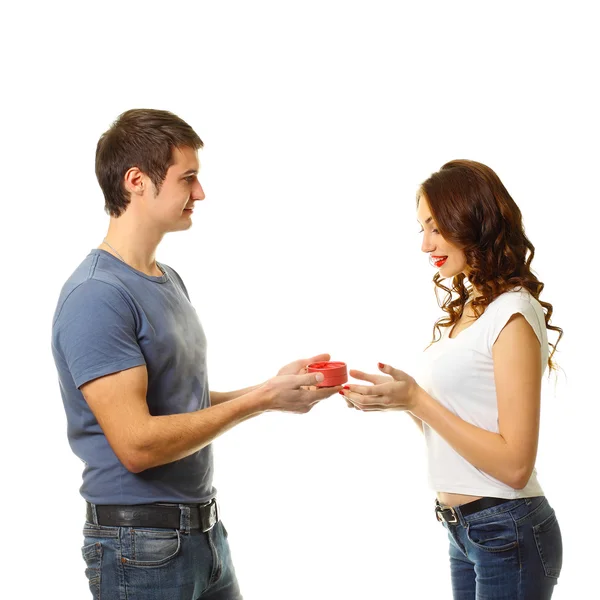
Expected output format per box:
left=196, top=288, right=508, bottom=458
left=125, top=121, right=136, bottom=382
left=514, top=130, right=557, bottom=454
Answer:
left=1, top=1, right=598, bottom=598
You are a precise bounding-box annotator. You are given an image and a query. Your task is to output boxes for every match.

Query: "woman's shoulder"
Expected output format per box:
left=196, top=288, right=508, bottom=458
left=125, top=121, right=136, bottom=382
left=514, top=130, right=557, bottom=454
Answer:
left=485, top=288, right=547, bottom=347
left=488, top=287, right=541, bottom=313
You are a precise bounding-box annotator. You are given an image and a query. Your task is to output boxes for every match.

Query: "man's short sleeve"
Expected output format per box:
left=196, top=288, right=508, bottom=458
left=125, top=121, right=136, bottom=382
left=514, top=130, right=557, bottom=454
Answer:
left=53, top=279, right=146, bottom=388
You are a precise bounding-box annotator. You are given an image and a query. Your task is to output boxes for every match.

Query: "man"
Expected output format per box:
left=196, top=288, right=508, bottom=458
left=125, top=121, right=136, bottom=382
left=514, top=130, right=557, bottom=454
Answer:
left=51, top=108, right=340, bottom=599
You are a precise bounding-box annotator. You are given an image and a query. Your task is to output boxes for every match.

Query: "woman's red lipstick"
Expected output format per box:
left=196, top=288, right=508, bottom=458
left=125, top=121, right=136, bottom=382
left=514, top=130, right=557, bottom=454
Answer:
left=432, top=256, right=447, bottom=268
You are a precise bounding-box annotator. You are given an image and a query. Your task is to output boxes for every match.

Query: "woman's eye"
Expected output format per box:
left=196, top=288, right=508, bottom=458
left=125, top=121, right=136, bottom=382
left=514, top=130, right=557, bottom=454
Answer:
left=432, top=228, right=439, bottom=234
left=418, top=229, right=424, bottom=234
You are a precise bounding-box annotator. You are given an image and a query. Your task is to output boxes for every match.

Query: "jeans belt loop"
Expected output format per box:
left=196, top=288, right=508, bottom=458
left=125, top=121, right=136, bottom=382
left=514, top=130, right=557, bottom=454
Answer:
left=90, top=503, right=99, bottom=525
left=179, top=504, right=191, bottom=534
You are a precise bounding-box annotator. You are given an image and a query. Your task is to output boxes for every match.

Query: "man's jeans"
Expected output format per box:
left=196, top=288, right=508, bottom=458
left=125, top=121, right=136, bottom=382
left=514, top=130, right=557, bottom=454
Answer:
left=82, top=516, right=242, bottom=599
left=442, top=496, right=562, bottom=599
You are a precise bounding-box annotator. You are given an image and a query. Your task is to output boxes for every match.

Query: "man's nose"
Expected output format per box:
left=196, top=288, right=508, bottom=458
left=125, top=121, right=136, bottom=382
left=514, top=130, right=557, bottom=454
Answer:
left=192, top=180, right=205, bottom=201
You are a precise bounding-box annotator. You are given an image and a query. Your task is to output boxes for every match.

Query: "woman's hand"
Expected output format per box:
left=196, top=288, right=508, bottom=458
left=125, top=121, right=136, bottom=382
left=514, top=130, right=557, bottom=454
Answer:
left=342, top=363, right=420, bottom=412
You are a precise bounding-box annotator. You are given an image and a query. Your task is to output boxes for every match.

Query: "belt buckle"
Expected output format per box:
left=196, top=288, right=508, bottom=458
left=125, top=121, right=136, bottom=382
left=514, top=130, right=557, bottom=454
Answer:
left=435, top=504, right=458, bottom=524
left=212, top=498, right=220, bottom=528
left=200, top=498, right=219, bottom=532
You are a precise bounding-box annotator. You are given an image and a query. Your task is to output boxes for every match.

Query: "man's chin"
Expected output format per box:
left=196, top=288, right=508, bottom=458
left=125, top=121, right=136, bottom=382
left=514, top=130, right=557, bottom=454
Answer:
left=168, top=220, right=194, bottom=233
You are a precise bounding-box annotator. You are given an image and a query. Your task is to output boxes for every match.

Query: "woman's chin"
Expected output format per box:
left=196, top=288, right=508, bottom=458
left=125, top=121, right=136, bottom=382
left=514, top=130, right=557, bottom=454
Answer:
left=438, top=265, right=461, bottom=279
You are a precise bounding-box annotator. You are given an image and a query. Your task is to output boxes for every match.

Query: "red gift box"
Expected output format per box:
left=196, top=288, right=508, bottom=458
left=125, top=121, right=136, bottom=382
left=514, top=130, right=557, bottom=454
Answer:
left=307, top=361, right=348, bottom=387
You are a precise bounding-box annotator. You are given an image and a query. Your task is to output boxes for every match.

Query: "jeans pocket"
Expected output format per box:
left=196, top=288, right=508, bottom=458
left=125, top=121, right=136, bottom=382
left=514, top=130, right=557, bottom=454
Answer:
left=533, top=511, right=563, bottom=578
left=83, top=522, right=120, bottom=539
left=466, top=515, right=518, bottom=553
left=122, top=528, right=182, bottom=567
left=81, top=541, right=102, bottom=599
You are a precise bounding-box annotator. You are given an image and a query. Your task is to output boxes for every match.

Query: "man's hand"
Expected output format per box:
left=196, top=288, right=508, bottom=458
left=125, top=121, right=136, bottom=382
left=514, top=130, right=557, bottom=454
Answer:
left=261, top=371, right=342, bottom=413
left=211, top=354, right=336, bottom=407
left=341, top=363, right=419, bottom=412
left=277, top=353, right=332, bottom=377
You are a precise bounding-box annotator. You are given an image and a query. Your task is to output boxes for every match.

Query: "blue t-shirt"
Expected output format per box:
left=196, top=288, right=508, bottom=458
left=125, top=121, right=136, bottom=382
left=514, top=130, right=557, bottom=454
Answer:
left=51, top=249, right=215, bottom=505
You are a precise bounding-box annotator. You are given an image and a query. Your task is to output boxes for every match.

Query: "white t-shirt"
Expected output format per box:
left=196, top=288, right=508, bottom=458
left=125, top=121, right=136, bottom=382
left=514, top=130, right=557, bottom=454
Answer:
left=415, top=289, right=548, bottom=499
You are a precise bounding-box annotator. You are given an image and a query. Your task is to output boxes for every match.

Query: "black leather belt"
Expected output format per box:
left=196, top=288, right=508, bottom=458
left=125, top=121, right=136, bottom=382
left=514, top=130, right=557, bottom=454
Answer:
left=86, top=498, right=219, bottom=532
left=435, top=497, right=511, bottom=524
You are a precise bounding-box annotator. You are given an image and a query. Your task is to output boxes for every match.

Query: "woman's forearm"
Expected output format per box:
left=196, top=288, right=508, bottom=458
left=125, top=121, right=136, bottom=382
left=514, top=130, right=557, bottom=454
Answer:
left=408, top=412, right=424, bottom=434
left=411, top=387, right=533, bottom=488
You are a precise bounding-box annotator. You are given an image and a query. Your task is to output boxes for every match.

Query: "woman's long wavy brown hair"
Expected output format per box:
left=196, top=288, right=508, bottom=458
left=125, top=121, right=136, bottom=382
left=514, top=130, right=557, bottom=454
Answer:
left=419, top=159, right=562, bottom=371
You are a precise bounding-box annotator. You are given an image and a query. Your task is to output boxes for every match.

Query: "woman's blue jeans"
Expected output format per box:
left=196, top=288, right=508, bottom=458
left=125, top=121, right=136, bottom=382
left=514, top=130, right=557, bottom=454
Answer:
left=441, top=496, right=562, bottom=599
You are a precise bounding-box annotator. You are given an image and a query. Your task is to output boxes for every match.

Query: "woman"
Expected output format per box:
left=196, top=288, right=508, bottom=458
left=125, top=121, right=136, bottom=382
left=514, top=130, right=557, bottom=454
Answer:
left=341, top=160, right=563, bottom=599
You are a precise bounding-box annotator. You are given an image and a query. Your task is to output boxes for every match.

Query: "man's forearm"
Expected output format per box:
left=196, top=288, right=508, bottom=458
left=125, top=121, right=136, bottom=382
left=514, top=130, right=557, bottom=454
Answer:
left=129, top=388, right=269, bottom=472
left=210, top=383, right=264, bottom=405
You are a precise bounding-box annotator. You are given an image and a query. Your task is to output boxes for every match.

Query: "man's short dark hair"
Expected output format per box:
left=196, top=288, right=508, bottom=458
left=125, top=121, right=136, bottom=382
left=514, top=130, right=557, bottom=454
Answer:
left=96, top=109, right=203, bottom=217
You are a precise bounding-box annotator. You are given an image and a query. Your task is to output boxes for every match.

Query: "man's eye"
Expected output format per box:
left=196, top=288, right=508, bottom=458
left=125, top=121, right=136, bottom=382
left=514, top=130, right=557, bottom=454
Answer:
left=185, top=176, right=195, bottom=183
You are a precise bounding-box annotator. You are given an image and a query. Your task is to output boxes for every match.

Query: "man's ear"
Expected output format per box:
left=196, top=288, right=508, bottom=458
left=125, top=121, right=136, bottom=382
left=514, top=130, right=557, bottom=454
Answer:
left=123, top=166, right=146, bottom=196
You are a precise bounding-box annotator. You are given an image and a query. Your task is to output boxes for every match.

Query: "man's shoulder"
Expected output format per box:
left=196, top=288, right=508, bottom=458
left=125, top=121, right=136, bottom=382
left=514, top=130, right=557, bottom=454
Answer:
left=53, top=253, right=135, bottom=326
